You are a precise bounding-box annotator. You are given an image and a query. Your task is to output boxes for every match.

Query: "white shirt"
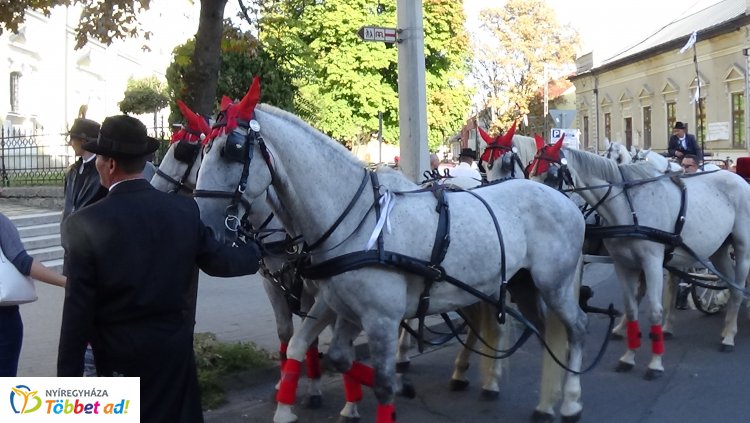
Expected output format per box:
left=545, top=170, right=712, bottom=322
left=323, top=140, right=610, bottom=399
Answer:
left=446, top=162, right=482, bottom=189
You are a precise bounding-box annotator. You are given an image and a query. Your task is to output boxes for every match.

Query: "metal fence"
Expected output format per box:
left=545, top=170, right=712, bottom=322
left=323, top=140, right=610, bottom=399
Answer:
left=0, top=126, right=171, bottom=187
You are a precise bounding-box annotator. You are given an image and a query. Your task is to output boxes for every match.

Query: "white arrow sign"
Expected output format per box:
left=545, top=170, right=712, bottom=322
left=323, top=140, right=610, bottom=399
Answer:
left=357, top=26, right=398, bottom=44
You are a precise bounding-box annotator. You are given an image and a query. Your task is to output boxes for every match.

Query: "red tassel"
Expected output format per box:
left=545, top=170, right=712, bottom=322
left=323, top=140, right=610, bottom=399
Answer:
left=627, top=321, right=641, bottom=350
left=276, top=359, right=302, bottom=405
left=650, top=325, right=664, bottom=355
left=343, top=373, right=363, bottom=403
left=305, top=346, right=321, bottom=379
left=345, top=361, right=374, bottom=387
left=376, top=403, right=397, bottom=423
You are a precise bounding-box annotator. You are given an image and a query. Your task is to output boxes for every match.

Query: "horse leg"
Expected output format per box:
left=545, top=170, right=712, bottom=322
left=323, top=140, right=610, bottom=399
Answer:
left=715, top=243, right=748, bottom=351
left=611, top=271, right=646, bottom=339
left=325, top=317, right=367, bottom=423
left=395, top=320, right=412, bottom=373
left=450, top=305, right=478, bottom=392
left=274, top=299, right=336, bottom=423
left=662, top=270, right=677, bottom=338
left=642, top=259, right=667, bottom=380
left=300, top=291, right=324, bottom=409
left=612, top=265, right=643, bottom=372
left=262, top=279, right=295, bottom=389
left=360, top=317, right=400, bottom=423
left=476, top=301, right=503, bottom=401
left=534, top=258, right=587, bottom=422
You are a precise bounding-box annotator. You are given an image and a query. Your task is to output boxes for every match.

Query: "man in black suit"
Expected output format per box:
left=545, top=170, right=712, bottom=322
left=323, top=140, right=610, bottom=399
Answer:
left=58, top=115, right=263, bottom=423
left=667, top=121, right=701, bottom=161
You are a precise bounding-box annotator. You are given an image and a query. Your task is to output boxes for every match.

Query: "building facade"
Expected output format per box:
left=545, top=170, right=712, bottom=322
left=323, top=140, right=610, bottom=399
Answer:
left=0, top=1, right=199, bottom=134
left=572, top=0, right=750, bottom=160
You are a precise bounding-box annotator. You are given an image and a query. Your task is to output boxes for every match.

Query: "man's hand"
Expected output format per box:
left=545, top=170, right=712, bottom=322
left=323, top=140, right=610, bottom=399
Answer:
left=674, top=150, right=684, bottom=158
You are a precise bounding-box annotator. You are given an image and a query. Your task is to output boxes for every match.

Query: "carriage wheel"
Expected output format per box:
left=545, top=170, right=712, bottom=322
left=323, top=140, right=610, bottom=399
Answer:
left=688, top=269, right=728, bottom=315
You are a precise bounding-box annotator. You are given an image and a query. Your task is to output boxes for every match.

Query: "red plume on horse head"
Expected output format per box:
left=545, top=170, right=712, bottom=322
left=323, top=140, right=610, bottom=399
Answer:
left=479, top=121, right=517, bottom=163
left=528, top=133, right=565, bottom=177
left=223, top=76, right=262, bottom=133
left=173, top=100, right=211, bottom=144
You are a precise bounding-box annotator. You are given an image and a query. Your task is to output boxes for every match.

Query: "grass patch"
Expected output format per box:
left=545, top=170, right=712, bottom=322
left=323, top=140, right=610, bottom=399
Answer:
left=194, top=332, right=274, bottom=410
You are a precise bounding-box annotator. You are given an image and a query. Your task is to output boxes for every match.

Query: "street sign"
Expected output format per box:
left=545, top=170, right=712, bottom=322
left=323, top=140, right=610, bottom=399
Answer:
left=550, top=128, right=581, bottom=150
left=357, top=26, right=398, bottom=44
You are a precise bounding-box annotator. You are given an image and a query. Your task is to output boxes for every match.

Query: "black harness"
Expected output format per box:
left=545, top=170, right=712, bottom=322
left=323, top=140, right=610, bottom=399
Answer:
left=153, top=139, right=203, bottom=194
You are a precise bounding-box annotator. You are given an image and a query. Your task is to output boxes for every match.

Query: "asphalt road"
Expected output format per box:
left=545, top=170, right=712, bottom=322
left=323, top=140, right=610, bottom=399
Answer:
left=203, top=262, right=750, bottom=423
left=20, top=262, right=750, bottom=422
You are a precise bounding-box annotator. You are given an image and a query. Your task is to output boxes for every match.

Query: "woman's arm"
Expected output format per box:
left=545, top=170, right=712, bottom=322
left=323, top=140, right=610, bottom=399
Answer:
left=29, top=259, right=66, bottom=288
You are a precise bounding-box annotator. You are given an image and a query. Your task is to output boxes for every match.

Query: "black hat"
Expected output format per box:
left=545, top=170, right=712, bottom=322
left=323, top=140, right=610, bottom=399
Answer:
left=674, top=121, right=686, bottom=130
left=83, top=115, right=159, bottom=158
left=67, top=118, right=101, bottom=142
left=459, top=148, right=476, bottom=160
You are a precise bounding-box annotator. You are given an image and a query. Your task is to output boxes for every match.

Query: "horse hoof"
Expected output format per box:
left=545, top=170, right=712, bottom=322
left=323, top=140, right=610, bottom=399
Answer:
left=530, top=410, right=555, bottom=423
left=399, top=382, right=416, bottom=399
left=337, top=416, right=360, bottom=423
left=719, top=344, right=735, bottom=353
left=396, top=361, right=410, bottom=373
left=644, top=369, right=663, bottom=380
left=610, top=332, right=624, bottom=340
left=615, top=361, right=634, bottom=373
left=449, top=379, right=469, bottom=391
left=561, top=410, right=583, bottom=423
left=306, top=395, right=322, bottom=409
left=479, top=389, right=499, bottom=401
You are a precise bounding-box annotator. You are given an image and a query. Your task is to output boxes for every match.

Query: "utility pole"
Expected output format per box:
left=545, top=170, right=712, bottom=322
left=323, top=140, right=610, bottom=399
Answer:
left=396, top=0, right=428, bottom=183
left=744, top=47, right=750, bottom=153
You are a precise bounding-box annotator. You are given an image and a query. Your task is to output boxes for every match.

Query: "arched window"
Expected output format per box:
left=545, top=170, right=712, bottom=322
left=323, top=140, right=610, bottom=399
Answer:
left=10, top=71, right=21, bottom=112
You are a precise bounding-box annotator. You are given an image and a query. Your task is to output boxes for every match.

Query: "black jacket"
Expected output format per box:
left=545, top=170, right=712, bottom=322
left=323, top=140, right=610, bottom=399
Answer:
left=58, top=179, right=261, bottom=422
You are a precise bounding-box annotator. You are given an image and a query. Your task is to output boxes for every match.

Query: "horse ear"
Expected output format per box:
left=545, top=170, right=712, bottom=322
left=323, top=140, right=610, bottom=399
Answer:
left=237, top=76, right=261, bottom=121
left=497, top=121, right=516, bottom=148
left=477, top=126, right=493, bottom=144
left=547, top=134, right=565, bottom=160
left=220, top=96, right=233, bottom=110
left=533, top=134, right=545, bottom=150
left=177, top=100, right=210, bottom=139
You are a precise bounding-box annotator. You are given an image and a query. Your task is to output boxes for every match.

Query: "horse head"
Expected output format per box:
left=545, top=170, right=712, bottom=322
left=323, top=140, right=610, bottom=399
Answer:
left=478, top=122, right=522, bottom=180
left=151, top=100, right=211, bottom=194
left=602, top=140, right=633, bottom=165
left=194, top=77, right=275, bottom=244
left=527, top=134, right=568, bottom=187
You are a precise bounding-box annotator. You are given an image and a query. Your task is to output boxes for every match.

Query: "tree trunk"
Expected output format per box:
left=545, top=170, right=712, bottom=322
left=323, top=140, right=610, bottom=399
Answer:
left=185, top=0, right=228, bottom=116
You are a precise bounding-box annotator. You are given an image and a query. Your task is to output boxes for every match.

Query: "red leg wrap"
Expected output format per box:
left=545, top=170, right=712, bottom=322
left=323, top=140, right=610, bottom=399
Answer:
left=343, top=373, right=363, bottom=403
left=376, top=403, right=397, bottom=423
left=650, top=325, right=664, bottom=355
left=626, top=320, right=641, bottom=350
left=305, top=346, right=322, bottom=379
left=276, top=359, right=301, bottom=405
left=345, top=361, right=374, bottom=387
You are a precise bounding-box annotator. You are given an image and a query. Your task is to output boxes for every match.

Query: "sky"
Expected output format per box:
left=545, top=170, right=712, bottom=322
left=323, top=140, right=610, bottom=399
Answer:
left=464, top=0, right=723, bottom=60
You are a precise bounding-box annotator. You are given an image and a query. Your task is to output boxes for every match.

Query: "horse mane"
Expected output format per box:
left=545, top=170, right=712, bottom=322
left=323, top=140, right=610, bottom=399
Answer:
left=256, top=103, right=420, bottom=189
left=256, top=103, right=366, bottom=169
left=564, top=148, right=659, bottom=182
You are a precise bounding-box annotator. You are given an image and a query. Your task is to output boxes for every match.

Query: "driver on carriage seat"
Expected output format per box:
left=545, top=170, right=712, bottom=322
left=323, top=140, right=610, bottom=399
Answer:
left=445, top=148, right=482, bottom=189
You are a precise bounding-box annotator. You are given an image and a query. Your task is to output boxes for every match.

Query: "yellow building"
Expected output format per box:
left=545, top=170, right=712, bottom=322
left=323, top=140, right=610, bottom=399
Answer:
left=573, top=0, right=750, bottom=161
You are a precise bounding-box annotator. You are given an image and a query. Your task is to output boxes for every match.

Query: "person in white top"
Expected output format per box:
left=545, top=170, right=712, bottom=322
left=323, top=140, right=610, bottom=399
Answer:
left=446, top=148, right=482, bottom=189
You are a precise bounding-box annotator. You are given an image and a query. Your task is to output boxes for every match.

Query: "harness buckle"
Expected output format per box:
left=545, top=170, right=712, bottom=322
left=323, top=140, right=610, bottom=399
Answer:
left=225, top=215, right=240, bottom=232
left=428, top=264, right=445, bottom=281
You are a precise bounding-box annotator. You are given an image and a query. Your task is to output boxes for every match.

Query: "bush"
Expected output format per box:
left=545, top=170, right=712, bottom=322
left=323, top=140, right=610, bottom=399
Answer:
left=194, top=332, right=273, bottom=410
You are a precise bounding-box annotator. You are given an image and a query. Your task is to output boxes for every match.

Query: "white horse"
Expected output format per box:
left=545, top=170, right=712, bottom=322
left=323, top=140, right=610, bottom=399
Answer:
left=529, top=144, right=750, bottom=379
left=150, top=100, right=326, bottom=408
left=477, top=122, right=540, bottom=182
left=194, top=79, right=589, bottom=423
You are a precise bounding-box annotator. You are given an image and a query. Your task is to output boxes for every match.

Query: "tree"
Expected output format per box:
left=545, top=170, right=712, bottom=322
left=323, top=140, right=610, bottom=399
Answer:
left=257, top=0, right=472, bottom=150
left=165, top=22, right=298, bottom=123
left=0, top=0, right=230, bottom=118
left=119, top=76, right=170, bottom=128
left=472, top=0, right=579, bottom=132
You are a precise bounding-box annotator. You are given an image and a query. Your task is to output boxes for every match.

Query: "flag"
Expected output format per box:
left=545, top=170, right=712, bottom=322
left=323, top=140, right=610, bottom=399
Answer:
left=680, top=31, right=697, bottom=54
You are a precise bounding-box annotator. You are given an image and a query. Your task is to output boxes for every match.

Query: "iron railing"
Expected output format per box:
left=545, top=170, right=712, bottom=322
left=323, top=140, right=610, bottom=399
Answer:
left=0, top=126, right=171, bottom=187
